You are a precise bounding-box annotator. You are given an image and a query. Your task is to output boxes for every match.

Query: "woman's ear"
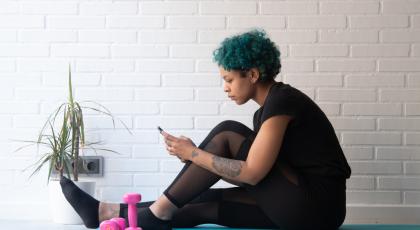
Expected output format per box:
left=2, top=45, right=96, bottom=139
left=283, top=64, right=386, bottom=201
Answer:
left=249, top=68, right=260, bottom=83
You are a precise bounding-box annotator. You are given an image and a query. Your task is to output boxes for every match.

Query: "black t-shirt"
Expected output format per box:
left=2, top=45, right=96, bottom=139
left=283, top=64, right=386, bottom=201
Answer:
left=253, top=82, right=351, bottom=179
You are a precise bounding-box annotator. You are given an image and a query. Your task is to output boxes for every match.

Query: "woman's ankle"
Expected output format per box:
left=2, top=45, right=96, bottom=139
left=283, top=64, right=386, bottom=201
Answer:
left=149, top=195, right=178, bottom=220
left=98, top=202, right=120, bottom=222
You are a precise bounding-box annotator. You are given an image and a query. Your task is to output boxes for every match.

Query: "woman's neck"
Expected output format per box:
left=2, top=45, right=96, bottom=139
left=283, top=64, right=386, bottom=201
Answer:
left=253, top=81, right=276, bottom=106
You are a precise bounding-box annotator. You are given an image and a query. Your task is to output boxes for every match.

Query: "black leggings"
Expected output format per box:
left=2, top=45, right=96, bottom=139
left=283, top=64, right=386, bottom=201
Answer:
left=121, top=120, right=345, bottom=229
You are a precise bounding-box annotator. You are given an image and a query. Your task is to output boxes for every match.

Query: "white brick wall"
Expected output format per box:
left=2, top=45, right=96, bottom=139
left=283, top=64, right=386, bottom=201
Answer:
left=1, top=0, right=419, bottom=223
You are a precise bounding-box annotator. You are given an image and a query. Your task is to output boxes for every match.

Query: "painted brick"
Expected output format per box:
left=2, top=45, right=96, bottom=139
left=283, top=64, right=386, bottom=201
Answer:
left=83, top=116, right=133, bottom=129
left=318, top=103, right=341, bottom=116
left=320, top=30, right=378, bottom=43
left=350, top=16, right=409, bottom=28
left=317, top=59, right=376, bottom=72
left=76, top=59, right=134, bottom=72
left=347, top=191, right=401, bottom=204
left=106, top=159, right=158, bottom=172
left=281, top=59, right=314, bottom=72
left=111, top=45, right=168, bottom=58
left=162, top=102, right=219, bottom=115
left=342, top=132, right=402, bottom=145
left=330, top=118, right=376, bottom=131
left=378, top=177, right=420, bottom=190
left=51, top=44, right=109, bottom=57
left=100, top=130, right=158, bottom=144
left=377, top=147, right=420, bottom=160
left=320, top=2, right=379, bottom=14
left=228, top=16, right=286, bottom=29
left=103, top=74, right=160, bottom=86
left=197, top=88, right=227, bottom=101
left=381, top=30, right=420, bottom=43
left=163, top=74, right=220, bottom=87
left=99, top=102, right=159, bottom=114
left=15, top=88, right=64, bottom=101
left=345, top=74, right=405, bottom=87
left=135, top=88, right=193, bottom=101
left=171, top=45, right=217, bottom=58
left=270, top=30, right=317, bottom=44
left=0, top=30, right=16, bottom=42
left=101, top=187, right=158, bottom=202
left=379, top=118, right=420, bottom=131
left=196, top=59, right=219, bottom=73
left=405, top=162, right=420, bottom=174
left=290, top=45, right=348, bottom=57
left=80, top=2, right=138, bottom=15
left=134, top=174, right=177, bottom=186
left=168, top=16, right=225, bottom=29
left=79, top=30, right=137, bottom=43
left=141, top=2, right=197, bottom=15
left=108, top=16, right=164, bottom=29
left=0, top=44, right=48, bottom=57
left=289, top=16, right=346, bottom=29
left=95, top=174, right=133, bottom=187
left=21, top=2, right=78, bottom=14
left=343, top=103, right=402, bottom=116
left=0, top=2, right=18, bottom=14
left=19, top=30, right=77, bottom=42
left=351, top=45, right=409, bottom=57
left=405, top=192, right=420, bottom=204
left=380, top=89, right=420, bottom=102
left=383, top=0, right=420, bottom=14
left=133, top=144, right=168, bottom=159
left=318, top=89, right=376, bottom=102
left=283, top=74, right=342, bottom=87
left=135, top=116, right=193, bottom=129
left=200, top=2, right=256, bottom=15
left=0, top=59, right=15, bottom=72
left=261, top=2, right=317, bottom=15
left=47, top=16, right=105, bottom=29
left=161, top=160, right=184, bottom=172
left=141, top=30, right=197, bottom=44
left=350, top=161, right=402, bottom=174
left=347, top=176, right=375, bottom=190
left=136, top=59, right=194, bottom=73
left=76, top=88, right=133, bottom=101
left=406, top=133, right=420, bottom=145
left=342, top=147, right=374, bottom=160
left=0, top=16, right=44, bottom=28
left=220, top=101, right=259, bottom=115
left=406, top=103, right=420, bottom=115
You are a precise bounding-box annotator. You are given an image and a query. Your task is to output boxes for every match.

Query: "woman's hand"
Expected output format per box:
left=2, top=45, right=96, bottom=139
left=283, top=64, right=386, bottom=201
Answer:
left=163, top=132, right=197, bottom=162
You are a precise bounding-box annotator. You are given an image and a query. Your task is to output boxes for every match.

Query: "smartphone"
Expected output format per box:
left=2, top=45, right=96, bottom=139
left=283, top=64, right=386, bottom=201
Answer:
left=157, top=126, right=164, bottom=135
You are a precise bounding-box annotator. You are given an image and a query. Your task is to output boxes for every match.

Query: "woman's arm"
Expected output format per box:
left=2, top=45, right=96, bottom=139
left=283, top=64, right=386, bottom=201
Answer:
left=164, top=115, right=292, bottom=186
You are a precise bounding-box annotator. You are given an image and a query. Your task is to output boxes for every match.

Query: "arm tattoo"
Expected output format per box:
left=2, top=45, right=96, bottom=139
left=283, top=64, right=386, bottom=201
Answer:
left=191, top=148, right=199, bottom=158
left=212, top=156, right=243, bottom=178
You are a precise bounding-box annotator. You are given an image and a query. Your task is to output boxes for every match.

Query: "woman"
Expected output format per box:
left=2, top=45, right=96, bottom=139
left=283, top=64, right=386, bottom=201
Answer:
left=60, top=29, right=351, bottom=230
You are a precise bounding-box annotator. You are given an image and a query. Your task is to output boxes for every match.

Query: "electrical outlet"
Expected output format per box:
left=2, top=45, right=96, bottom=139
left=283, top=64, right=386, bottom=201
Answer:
left=52, top=156, right=104, bottom=177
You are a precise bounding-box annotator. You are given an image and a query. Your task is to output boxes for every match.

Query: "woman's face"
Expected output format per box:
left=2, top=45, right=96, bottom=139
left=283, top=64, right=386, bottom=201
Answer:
left=219, top=67, right=256, bottom=105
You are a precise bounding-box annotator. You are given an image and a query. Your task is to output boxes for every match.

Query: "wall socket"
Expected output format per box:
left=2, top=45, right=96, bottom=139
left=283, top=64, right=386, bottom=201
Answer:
left=52, top=156, right=104, bottom=177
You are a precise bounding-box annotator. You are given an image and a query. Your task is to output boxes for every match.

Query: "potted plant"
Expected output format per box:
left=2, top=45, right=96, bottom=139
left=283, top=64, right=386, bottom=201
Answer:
left=15, top=66, right=130, bottom=224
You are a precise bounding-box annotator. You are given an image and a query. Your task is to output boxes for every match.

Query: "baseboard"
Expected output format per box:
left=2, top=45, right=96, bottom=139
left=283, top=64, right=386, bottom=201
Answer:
left=345, top=205, right=420, bottom=224
left=1, top=204, right=420, bottom=224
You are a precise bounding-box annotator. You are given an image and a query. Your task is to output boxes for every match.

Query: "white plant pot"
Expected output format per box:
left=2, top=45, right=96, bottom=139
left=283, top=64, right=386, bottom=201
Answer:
left=48, top=179, right=96, bottom=224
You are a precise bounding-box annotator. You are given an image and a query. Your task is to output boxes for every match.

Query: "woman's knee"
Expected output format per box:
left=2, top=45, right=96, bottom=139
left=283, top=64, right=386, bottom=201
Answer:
left=210, top=120, right=252, bottom=136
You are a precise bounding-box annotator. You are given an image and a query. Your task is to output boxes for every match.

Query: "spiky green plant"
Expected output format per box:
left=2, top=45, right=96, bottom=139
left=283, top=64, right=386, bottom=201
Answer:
left=15, top=65, right=131, bottom=183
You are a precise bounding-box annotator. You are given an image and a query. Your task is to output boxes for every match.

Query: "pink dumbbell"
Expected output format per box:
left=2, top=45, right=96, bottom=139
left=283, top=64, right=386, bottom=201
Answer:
left=123, top=193, right=142, bottom=230
left=100, top=217, right=125, bottom=230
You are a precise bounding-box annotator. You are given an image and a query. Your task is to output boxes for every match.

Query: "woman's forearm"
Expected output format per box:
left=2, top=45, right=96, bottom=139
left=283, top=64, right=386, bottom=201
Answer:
left=189, top=147, right=255, bottom=185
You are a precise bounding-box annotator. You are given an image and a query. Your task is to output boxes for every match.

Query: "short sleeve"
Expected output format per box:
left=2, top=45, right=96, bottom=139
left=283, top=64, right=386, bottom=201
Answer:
left=260, top=86, right=299, bottom=125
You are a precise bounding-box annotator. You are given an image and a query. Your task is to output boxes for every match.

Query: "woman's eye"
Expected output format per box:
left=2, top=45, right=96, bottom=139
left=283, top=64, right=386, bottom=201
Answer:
left=226, top=79, right=232, bottom=83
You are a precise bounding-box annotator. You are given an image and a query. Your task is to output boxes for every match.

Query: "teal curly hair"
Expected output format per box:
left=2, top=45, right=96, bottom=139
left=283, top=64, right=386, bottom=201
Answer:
left=212, top=29, right=281, bottom=82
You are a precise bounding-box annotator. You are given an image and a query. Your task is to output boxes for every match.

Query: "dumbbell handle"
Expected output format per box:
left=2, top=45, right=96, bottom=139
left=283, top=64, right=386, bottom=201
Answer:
left=123, top=193, right=142, bottom=230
